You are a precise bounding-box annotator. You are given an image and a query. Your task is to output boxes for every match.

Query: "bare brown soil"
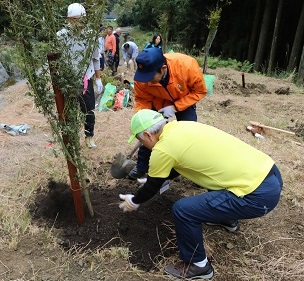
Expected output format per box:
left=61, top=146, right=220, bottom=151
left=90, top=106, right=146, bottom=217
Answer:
left=30, top=177, right=182, bottom=271
left=1, top=65, right=304, bottom=281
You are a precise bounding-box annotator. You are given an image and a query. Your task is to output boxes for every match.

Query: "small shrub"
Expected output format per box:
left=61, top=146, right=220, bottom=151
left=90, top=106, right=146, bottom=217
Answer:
left=196, top=55, right=254, bottom=73
left=240, top=60, right=254, bottom=73
left=0, top=47, right=23, bottom=77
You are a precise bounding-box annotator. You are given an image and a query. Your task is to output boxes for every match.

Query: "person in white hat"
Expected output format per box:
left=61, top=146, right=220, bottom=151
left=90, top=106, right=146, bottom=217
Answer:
left=67, top=2, right=86, bottom=17
left=57, top=3, right=103, bottom=148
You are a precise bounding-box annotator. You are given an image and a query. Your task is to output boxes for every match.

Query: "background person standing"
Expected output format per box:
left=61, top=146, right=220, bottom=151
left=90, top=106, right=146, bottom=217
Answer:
left=105, top=25, right=116, bottom=75
left=144, top=33, right=162, bottom=49
left=57, top=3, right=103, bottom=149
left=98, top=26, right=107, bottom=71
left=113, top=27, right=122, bottom=75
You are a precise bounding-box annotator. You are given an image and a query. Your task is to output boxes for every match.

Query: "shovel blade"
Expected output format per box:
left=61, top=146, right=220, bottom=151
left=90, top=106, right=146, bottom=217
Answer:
left=110, top=152, right=136, bottom=179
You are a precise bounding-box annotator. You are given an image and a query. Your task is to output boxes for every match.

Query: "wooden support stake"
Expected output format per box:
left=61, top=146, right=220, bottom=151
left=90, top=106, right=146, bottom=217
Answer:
left=249, top=121, right=295, bottom=135
left=242, top=72, right=245, bottom=88
left=47, top=53, right=85, bottom=225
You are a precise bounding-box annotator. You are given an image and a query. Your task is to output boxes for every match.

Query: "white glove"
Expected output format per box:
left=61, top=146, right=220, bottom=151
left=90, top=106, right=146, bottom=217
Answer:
left=95, top=78, right=103, bottom=94
left=119, top=194, right=140, bottom=212
left=158, top=105, right=176, bottom=118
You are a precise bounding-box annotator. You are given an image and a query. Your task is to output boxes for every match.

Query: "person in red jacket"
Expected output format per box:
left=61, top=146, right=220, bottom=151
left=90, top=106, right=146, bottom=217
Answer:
left=128, top=47, right=207, bottom=179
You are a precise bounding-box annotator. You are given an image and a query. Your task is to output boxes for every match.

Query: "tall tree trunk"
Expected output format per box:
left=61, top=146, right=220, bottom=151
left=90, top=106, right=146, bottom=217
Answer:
left=267, top=0, right=284, bottom=75
left=287, top=1, right=304, bottom=72
left=203, top=29, right=217, bottom=73
left=203, top=6, right=222, bottom=73
left=254, top=0, right=275, bottom=71
left=297, top=43, right=304, bottom=86
left=248, top=0, right=263, bottom=62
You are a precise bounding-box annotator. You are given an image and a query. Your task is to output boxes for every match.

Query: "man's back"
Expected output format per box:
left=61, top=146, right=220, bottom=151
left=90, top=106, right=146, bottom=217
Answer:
left=150, top=121, right=274, bottom=196
left=123, top=41, right=138, bottom=54
left=57, top=27, right=97, bottom=80
left=134, top=53, right=207, bottom=112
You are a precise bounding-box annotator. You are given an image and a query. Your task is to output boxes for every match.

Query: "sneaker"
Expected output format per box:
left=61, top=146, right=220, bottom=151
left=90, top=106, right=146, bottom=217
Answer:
left=205, top=220, right=240, bottom=232
left=128, top=166, right=146, bottom=180
left=85, top=136, right=97, bottom=149
left=164, top=260, right=214, bottom=280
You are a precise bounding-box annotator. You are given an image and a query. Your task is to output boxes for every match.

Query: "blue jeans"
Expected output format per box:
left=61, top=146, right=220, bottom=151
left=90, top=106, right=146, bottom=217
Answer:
left=136, top=105, right=197, bottom=173
left=172, top=164, right=283, bottom=263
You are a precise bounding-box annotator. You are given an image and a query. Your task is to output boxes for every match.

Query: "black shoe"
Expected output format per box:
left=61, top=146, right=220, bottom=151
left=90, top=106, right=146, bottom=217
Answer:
left=164, top=260, right=214, bottom=280
left=127, top=166, right=146, bottom=180
left=205, top=220, right=240, bottom=232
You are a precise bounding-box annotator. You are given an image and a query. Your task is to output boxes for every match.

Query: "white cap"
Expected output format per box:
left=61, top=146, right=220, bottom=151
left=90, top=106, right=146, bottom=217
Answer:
left=67, top=3, right=86, bottom=17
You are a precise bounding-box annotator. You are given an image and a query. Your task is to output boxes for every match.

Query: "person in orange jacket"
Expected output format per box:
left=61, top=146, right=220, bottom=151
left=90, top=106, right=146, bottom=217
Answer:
left=105, top=25, right=116, bottom=75
left=128, top=47, right=207, bottom=179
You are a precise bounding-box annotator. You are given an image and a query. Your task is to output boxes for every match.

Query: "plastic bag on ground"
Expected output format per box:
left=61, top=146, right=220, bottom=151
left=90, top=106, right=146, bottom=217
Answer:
left=204, top=74, right=215, bottom=96
left=98, top=83, right=116, bottom=111
left=0, top=123, right=30, bottom=136
left=113, top=90, right=125, bottom=110
left=113, top=89, right=130, bottom=110
left=123, top=89, right=130, bottom=107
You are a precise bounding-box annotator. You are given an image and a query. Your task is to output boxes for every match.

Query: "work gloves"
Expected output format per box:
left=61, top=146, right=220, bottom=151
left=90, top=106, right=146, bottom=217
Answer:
left=158, top=105, right=176, bottom=118
left=95, top=78, right=103, bottom=94
left=119, top=194, right=140, bottom=212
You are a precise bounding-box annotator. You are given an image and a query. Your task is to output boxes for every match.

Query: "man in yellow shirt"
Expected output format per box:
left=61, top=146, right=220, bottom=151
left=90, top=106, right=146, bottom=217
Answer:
left=119, top=109, right=283, bottom=280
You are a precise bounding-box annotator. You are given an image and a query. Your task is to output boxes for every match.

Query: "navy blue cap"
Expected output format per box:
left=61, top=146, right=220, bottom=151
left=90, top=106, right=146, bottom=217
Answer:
left=134, top=48, right=165, bottom=83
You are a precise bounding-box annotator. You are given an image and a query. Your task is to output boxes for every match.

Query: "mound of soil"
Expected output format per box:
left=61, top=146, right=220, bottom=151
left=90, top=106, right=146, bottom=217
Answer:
left=30, top=174, right=183, bottom=271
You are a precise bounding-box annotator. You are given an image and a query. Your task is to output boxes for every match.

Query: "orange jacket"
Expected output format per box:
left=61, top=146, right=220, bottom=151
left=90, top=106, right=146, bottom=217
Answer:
left=105, top=34, right=116, bottom=54
left=134, top=53, right=207, bottom=112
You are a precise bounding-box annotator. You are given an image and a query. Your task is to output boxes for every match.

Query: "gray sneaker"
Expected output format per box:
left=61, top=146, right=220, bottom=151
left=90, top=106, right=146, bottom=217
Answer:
left=165, top=261, right=214, bottom=280
left=205, top=220, right=240, bottom=232
left=85, top=136, right=97, bottom=149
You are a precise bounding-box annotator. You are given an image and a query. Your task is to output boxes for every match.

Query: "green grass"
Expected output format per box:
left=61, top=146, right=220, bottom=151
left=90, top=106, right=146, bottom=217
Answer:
left=0, top=48, right=19, bottom=76
left=127, top=27, right=153, bottom=50
left=127, top=28, right=257, bottom=73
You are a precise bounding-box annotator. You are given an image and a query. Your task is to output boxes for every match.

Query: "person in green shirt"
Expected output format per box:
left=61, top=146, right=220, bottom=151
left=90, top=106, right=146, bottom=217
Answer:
left=119, top=109, right=283, bottom=280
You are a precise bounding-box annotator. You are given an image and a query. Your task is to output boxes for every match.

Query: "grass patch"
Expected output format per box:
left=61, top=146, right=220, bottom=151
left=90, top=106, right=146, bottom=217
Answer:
left=127, top=27, right=153, bottom=50
left=0, top=47, right=23, bottom=78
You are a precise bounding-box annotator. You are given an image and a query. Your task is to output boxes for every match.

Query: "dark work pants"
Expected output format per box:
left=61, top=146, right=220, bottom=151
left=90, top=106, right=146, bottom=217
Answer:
left=115, top=53, right=120, bottom=70
left=136, top=105, right=197, bottom=174
left=100, top=54, right=105, bottom=71
left=173, top=164, right=283, bottom=263
left=79, top=79, right=95, bottom=137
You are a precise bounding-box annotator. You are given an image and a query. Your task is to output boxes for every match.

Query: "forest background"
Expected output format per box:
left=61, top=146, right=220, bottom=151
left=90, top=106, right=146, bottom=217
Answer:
left=1, top=0, right=304, bottom=84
